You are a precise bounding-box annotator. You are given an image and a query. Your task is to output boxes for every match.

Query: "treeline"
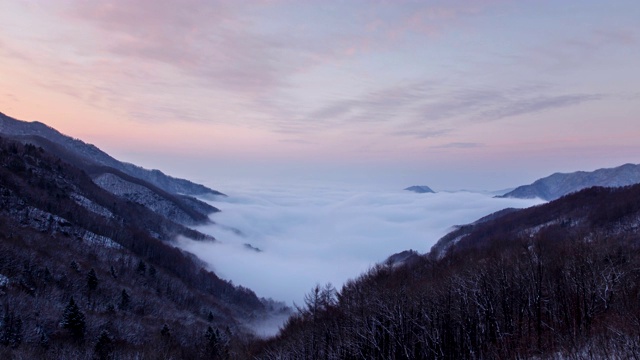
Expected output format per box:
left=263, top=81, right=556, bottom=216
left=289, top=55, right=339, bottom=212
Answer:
left=256, top=233, right=640, bottom=359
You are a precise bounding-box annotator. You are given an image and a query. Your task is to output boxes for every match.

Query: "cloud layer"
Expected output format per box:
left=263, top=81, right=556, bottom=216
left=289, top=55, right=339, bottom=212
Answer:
left=178, top=184, right=542, bottom=306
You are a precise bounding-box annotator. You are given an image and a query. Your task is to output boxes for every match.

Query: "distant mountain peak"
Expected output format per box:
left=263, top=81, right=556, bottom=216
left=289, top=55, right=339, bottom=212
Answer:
left=404, top=185, right=435, bottom=194
left=500, top=163, right=640, bottom=201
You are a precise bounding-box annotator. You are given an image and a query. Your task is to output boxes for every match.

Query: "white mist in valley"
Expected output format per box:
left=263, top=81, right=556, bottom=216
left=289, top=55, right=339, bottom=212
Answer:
left=177, top=184, right=543, bottom=307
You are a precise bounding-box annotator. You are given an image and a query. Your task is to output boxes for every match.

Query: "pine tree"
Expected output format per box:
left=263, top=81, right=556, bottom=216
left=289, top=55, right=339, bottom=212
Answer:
left=109, top=265, right=118, bottom=279
left=60, top=297, right=86, bottom=341
left=87, top=268, right=98, bottom=292
left=204, top=326, right=220, bottom=359
left=70, top=260, right=80, bottom=273
left=148, top=265, right=156, bottom=278
left=43, top=267, right=52, bottom=283
left=136, top=260, right=146, bottom=275
left=161, top=323, right=171, bottom=337
left=119, top=289, right=130, bottom=310
left=94, top=330, right=113, bottom=360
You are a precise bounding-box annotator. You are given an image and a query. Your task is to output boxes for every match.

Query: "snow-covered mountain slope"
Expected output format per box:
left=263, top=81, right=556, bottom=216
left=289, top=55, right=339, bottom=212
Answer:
left=0, top=111, right=221, bottom=225
left=501, top=163, right=640, bottom=201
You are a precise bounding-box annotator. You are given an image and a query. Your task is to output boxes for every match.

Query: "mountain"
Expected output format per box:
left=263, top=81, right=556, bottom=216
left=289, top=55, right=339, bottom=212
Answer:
left=0, top=112, right=224, bottom=197
left=0, top=112, right=222, bottom=225
left=254, top=184, right=640, bottom=359
left=404, top=185, right=435, bottom=193
left=432, top=183, right=640, bottom=260
left=500, top=163, right=640, bottom=200
left=429, top=207, right=519, bottom=259
left=384, top=249, right=421, bottom=267
left=0, top=136, right=272, bottom=358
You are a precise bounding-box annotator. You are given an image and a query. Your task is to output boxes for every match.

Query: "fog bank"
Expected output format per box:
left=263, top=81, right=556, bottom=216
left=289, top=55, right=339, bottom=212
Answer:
left=178, top=185, right=542, bottom=306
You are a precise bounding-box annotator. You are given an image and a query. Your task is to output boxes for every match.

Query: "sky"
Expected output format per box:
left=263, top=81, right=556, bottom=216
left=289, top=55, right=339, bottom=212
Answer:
left=1, top=0, right=639, bottom=190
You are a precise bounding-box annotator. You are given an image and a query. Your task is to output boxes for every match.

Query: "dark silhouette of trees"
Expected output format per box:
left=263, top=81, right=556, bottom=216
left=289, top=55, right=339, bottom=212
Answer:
left=93, top=330, right=113, bottom=360
left=87, top=268, right=98, bottom=292
left=136, top=260, right=146, bottom=275
left=60, top=297, right=86, bottom=341
left=118, top=289, right=130, bottom=310
left=255, top=185, right=640, bottom=359
left=161, top=323, right=171, bottom=337
left=0, top=308, right=22, bottom=348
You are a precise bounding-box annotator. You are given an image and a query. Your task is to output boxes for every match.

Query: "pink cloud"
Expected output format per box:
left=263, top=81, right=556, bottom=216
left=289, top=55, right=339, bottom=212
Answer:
left=62, top=1, right=289, bottom=96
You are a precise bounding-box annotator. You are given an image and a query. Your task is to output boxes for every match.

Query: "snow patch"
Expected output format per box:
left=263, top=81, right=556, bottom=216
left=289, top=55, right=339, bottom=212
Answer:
left=0, top=273, right=9, bottom=287
left=71, top=193, right=114, bottom=219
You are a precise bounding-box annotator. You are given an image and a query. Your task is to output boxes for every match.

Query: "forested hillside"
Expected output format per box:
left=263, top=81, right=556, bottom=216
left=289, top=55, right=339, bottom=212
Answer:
left=253, top=185, right=640, bottom=359
left=0, top=137, right=268, bottom=359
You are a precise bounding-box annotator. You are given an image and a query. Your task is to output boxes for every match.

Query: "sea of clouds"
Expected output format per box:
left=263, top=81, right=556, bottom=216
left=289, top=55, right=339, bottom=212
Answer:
left=177, top=183, right=543, bottom=309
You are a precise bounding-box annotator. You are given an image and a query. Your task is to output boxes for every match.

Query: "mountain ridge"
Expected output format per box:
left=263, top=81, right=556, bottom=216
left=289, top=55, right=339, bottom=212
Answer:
left=0, top=111, right=225, bottom=197
left=0, top=112, right=222, bottom=225
left=500, top=163, right=640, bottom=200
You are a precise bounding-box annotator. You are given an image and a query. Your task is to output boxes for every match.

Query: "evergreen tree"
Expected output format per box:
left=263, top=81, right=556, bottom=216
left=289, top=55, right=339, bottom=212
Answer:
left=161, top=323, right=171, bottom=337
left=94, top=330, right=113, bottom=360
left=136, top=260, right=146, bottom=275
left=43, top=267, right=53, bottom=283
left=148, top=265, right=156, bottom=278
left=60, top=297, right=86, bottom=341
left=70, top=260, right=80, bottom=273
left=119, top=289, right=130, bottom=310
left=87, top=268, right=98, bottom=292
left=109, top=265, right=118, bottom=279
left=204, top=326, right=220, bottom=359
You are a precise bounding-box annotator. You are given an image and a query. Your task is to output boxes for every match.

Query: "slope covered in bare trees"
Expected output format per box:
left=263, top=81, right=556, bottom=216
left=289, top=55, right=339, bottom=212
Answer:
left=254, top=184, right=640, bottom=359
left=0, top=137, right=267, bottom=359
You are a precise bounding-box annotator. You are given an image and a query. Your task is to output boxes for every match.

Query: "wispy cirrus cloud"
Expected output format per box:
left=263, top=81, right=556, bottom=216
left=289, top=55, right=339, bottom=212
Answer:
left=392, top=129, right=452, bottom=139
left=529, top=27, right=640, bottom=73
left=433, top=142, right=484, bottom=149
left=65, top=1, right=291, bottom=95
left=300, top=80, right=604, bottom=140
left=477, top=93, right=605, bottom=121
left=34, top=0, right=508, bottom=128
